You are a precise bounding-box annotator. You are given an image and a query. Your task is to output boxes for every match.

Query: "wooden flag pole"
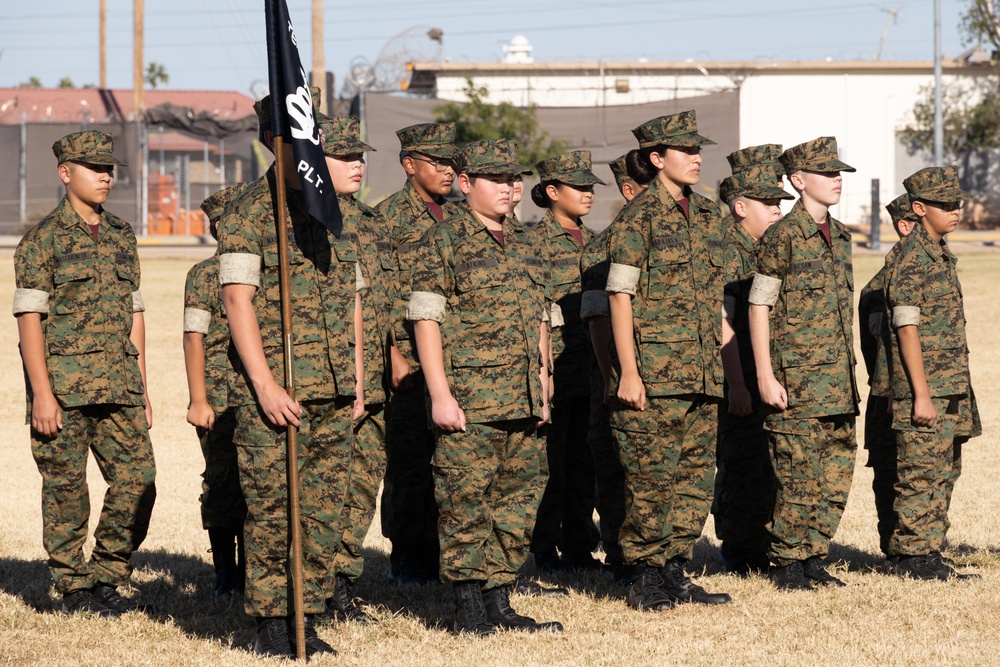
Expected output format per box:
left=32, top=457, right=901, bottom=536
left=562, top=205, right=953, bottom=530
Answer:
left=272, top=135, right=307, bottom=661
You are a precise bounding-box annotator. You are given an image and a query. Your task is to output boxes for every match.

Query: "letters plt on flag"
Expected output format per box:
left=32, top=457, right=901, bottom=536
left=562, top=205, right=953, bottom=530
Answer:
left=264, top=0, right=342, bottom=237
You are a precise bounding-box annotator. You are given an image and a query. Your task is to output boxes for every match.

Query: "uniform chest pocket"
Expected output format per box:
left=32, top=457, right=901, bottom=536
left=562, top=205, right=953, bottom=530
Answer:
left=455, top=260, right=504, bottom=323
left=53, top=261, right=97, bottom=314
left=784, top=270, right=830, bottom=324
left=396, top=242, right=422, bottom=272
left=262, top=245, right=307, bottom=302
left=375, top=241, right=395, bottom=272
left=647, top=240, right=689, bottom=301
left=334, top=240, right=357, bottom=263
left=550, top=256, right=579, bottom=288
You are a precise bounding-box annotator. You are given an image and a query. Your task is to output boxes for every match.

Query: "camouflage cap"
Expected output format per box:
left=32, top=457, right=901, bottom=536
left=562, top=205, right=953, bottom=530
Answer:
left=253, top=86, right=329, bottom=127
left=535, top=150, right=606, bottom=187
left=320, top=116, right=375, bottom=156
left=885, top=193, right=918, bottom=226
left=609, top=154, right=630, bottom=187
left=457, top=139, right=531, bottom=176
left=719, top=165, right=794, bottom=204
left=779, top=136, right=856, bottom=174
left=200, top=183, right=251, bottom=222
left=903, top=166, right=968, bottom=203
left=631, top=110, right=716, bottom=148
left=52, top=130, right=126, bottom=167
left=727, top=144, right=784, bottom=176
left=397, top=122, right=458, bottom=159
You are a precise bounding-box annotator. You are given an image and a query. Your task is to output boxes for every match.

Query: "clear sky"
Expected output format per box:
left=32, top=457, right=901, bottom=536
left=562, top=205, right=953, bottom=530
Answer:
left=0, top=0, right=973, bottom=97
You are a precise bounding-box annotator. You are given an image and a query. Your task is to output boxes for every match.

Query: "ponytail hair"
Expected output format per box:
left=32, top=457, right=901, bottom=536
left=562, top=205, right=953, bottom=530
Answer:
left=531, top=180, right=557, bottom=208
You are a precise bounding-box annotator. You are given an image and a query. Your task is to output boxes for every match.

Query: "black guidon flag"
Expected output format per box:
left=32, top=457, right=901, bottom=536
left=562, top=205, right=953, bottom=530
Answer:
left=264, top=0, right=342, bottom=237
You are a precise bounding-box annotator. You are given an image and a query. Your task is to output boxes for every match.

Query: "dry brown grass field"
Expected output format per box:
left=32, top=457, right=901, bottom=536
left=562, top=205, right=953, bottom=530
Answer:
left=0, top=247, right=998, bottom=666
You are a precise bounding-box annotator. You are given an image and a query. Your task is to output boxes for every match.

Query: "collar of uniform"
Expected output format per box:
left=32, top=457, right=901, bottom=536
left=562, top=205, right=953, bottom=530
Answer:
left=540, top=209, right=586, bottom=240
left=454, top=201, right=507, bottom=238
left=728, top=220, right=756, bottom=252
left=649, top=177, right=695, bottom=216
left=785, top=199, right=846, bottom=242
left=57, top=195, right=124, bottom=232
left=911, top=220, right=946, bottom=262
left=403, top=179, right=446, bottom=217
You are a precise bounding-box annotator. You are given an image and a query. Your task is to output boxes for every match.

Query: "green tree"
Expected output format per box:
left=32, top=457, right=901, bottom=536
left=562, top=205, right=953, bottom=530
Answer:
left=19, top=76, right=42, bottom=88
left=145, top=62, right=169, bottom=89
left=434, top=79, right=567, bottom=168
left=900, top=1, right=1000, bottom=158
left=58, top=77, right=75, bottom=89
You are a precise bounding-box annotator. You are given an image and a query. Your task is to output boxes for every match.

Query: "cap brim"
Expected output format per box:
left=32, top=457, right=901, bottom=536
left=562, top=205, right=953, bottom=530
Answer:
left=410, top=145, right=458, bottom=159
left=556, top=172, right=607, bottom=187
left=800, top=159, right=856, bottom=173
left=916, top=187, right=969, bottom=202
left=63, top=155, right=127, bottom=167
left=743, top=184, right=795, bottom=201
left=325, top=141, right=375, bottom=156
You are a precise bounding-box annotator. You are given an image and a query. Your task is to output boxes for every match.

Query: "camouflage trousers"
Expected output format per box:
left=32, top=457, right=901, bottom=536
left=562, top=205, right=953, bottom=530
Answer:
left=588, top=383, right=626, bottom=566
left=532, top=388, right=599, bottom=558
left=197, top=409, right=247, bottom=530
left=30, top=404, right=156, bottom=594
left=234, top=398, right=352, bottom=617
left=332, top=404, right=386, bottom=583
left=713, top=406, right=775, bottom=560
left=887, top=395, right=978, bottom=556
left=433, top=419, right=547, bottom=588
left=381, top=377, right=439, bottom=556
left=766, top=416, right=856, bottom=567
left=863, top=394, right=897, bottom=555
left=611, top=396, right=718, bottom=567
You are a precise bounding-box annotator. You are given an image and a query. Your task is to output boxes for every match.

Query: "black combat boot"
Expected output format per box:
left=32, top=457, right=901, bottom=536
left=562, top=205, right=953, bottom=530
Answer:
left=771, top=561, right=815, bottom=590
left=208, top=527, right=240, bottom=598
left=325, top=574, right=368, bottom=623
left=660, top=558, right=732, bottom=605
left=482, top=584, right=564, bottom=632
left=288, top=614, right=336, bottom=658
left=890, top=554, right=948, bottom=581
left=803, top=557, right=846, bottom=587
left=626, top=565, right=675, bottom=612
left=254, top=617, right=293, bottom=658
left=452, top=581, right=497, bottom=636
left=927, top=552, right=979, bottom=581
left=61, top=588, right=117, bottom=618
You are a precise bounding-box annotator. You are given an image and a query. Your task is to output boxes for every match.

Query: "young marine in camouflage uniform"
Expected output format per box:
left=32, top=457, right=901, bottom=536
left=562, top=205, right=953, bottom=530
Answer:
left=377, top=123, right=459, bottom=586
left=14, top=131, right=156, bottom=617
left=714, top=146, right=792, bottom=576
left=529, top=151, right=604, bottom=572
left=578, top=151, right=651, bottom=584
left=605, top=111, right=731, bottom=611
left=748, top=137, right=859, bottom=591
left=317, top=117, right=394, bottom=621
left=857, top=194, right=916, bottom=556
left=216, top=95, right=373, bottom=657
left=407, top=139, right=562, bottom=635
left=183, top=184, right=251, bottom=599
left=883, top=166, right=981, bottom=580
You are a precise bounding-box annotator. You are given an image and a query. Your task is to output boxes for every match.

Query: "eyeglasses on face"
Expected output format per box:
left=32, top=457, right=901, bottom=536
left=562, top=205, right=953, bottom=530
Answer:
left=409, top=154, right=453, bottom=172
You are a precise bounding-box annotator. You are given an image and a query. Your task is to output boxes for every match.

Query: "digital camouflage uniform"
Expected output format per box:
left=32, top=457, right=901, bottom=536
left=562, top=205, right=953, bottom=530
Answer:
left=406, top=140, right=550, bottom=590
left=580, top=215, right=629, bottom=569
left=605, top=112, right=726, bottom=571
left=714, top=159, right=791, bottom=568
left=857, top=193, right=913, bottom=555
left=217, top=133, right=375, bottom=617
left=884, top=167, right=981, bottom=558
left=377, top=123, right=460, bottom=579
left=319, top=117, right=394, bottom=586
left=531, top=151, right=603, bottom=565
left=13, top=131, right=156, bottom=596
left=748, top=137, right=859, bottom=568
left=184, top=186, right=249, bottom=535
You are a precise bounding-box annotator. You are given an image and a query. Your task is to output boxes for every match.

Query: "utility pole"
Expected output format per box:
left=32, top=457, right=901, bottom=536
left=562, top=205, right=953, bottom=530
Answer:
left=933, top=0, right=944, bottom=164
left=100, top=0, right=107, bottom=89
left=312, top=0, right=324, bottom=106
left=134, top=0, right=147, bottom=235
left=134, top=0, right=144, bottom=114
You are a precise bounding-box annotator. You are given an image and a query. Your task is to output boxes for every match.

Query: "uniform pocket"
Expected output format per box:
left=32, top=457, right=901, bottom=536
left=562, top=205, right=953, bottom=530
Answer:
left=637, top=322, right=700, bottom=384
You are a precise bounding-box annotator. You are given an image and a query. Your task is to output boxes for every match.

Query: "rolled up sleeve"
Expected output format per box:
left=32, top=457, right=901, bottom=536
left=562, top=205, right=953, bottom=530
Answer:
left=12, top=288, right=49, bottom=315
left=407, top=291, right=446, bottom=323
left=748, top=274, right=782, bottom=307
left=219, top=253, right=261, bottom=287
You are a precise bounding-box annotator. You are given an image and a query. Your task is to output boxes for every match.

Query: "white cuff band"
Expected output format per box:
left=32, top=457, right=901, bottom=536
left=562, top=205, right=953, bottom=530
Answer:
left=184, top=307, right=211, bottom=334
left=12, top=288, right=49, bottom=315
left=219, top=253, right=261, bottom=287
left=356, top=262, right=367, bottom=291
left=407, top=290, right=447, bottom=323
left=892, top=305, right=921, bottom=328
left=606, top=263, right=640, bottom=295
left=131, top=290, right=145, bottom=313
left=748, top=274, right=782, bottom=306
left=550, top=303, right=564, bottom=328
